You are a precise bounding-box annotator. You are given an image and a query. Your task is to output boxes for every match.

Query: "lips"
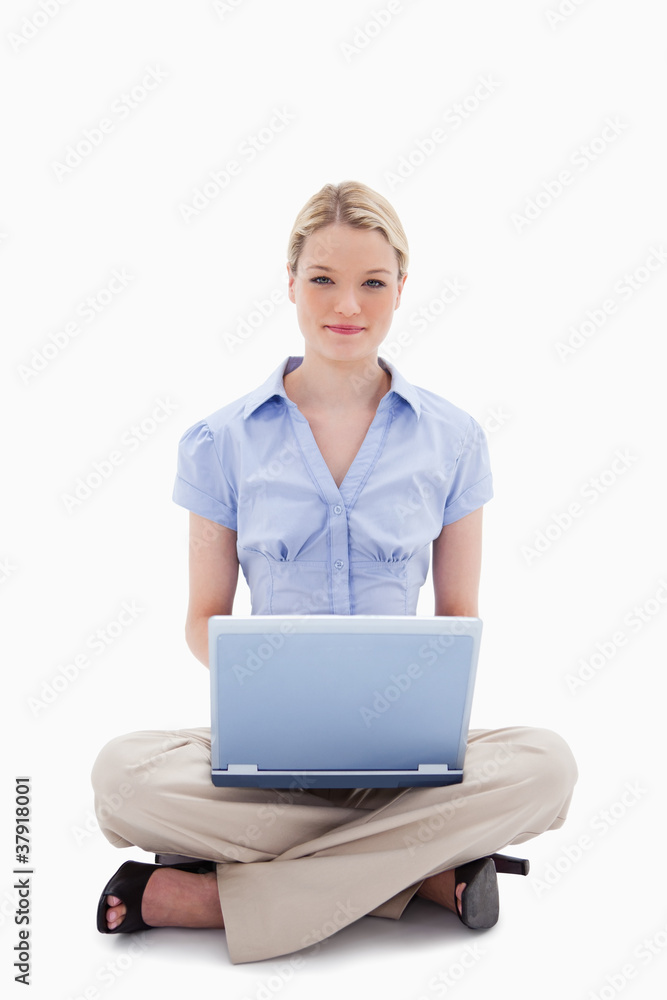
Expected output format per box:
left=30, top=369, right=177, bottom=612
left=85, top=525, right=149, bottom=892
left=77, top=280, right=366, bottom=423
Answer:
left=326, top=325, right=364, bottom=334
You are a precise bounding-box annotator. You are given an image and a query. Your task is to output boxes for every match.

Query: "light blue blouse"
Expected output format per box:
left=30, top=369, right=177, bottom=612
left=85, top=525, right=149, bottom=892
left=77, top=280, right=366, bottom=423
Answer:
left=172, top=356, right=493, bottom=616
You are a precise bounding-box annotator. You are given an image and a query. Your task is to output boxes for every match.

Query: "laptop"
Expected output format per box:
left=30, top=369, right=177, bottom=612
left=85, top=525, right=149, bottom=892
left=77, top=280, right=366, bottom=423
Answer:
left=209, top=614, right=482, bottom=789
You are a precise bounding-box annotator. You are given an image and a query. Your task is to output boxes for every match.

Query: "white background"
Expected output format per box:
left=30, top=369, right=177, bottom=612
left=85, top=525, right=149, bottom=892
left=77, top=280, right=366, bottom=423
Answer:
left=2, top=0, right=666, bottom=997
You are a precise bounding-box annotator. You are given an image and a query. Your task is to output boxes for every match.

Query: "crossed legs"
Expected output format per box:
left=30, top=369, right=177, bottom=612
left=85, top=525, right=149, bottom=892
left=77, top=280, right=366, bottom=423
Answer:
left=92, top=725, right=578, bottom=963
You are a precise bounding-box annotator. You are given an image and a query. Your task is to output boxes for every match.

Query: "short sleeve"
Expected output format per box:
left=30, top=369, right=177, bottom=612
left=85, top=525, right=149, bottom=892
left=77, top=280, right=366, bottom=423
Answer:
left=172, top=419, right=237, bottom=530
left=442, top=416, right=493, bottom=526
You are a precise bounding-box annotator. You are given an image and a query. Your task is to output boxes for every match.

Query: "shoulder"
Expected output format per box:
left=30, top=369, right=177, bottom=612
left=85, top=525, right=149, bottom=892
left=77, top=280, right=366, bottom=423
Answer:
left=182, top=357, right=290, bottom=441
left=178, top=389, right=256, bottom=448
left=200, top=392, right=253, bottom=437
left=384, top=358, right=482, bottom=441
left=415, top=384, right=477, bottom=423
left=408, top=382, right=485, bottom=449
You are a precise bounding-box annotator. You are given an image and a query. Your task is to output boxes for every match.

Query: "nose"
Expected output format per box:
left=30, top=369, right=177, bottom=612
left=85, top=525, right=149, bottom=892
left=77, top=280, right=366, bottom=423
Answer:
left=333, top=284, right=361, bottom=317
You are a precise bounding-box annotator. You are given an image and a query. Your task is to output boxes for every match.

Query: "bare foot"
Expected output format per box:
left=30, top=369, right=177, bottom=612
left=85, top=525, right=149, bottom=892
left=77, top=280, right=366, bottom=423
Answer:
left=106, top=867, right=224, bottom=931
left=416, top=868, right=466, bottom=917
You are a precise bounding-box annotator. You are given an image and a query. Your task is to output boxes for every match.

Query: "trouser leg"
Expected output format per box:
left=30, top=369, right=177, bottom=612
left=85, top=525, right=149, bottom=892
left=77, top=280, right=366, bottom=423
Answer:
left=91, top=724, right=577, bottom=965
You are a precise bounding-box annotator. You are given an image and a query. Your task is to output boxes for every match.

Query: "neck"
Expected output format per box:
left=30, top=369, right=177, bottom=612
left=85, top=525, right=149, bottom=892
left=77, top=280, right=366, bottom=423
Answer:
left=285, top=351, right=390, bottom=411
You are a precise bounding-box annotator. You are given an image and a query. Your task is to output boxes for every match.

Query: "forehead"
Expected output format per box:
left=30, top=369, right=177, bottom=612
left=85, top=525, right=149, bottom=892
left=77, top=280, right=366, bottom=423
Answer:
left=300, top=223, right=394, bottom=271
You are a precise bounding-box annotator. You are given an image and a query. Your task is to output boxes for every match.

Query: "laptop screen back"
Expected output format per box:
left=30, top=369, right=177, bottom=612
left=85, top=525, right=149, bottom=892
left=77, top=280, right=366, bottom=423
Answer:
left=210, top=617, right=480, bottom=774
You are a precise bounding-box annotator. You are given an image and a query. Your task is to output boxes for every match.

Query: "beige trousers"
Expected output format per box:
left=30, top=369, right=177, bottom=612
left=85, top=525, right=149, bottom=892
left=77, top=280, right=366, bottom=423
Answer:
left=91, top=725, right=577, bottom=964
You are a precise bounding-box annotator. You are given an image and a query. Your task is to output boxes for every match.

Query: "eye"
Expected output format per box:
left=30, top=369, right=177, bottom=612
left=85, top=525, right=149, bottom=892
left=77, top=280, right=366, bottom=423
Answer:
left=309, top=275, right=386, bottom=287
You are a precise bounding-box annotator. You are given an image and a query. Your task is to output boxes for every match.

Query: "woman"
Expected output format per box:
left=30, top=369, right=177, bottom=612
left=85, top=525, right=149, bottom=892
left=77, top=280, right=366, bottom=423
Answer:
left=92, top=181, right=578, bottom=965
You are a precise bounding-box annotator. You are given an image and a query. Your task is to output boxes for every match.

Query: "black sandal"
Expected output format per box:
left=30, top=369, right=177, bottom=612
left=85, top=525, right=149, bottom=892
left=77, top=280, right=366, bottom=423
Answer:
left=454, top=852, right=529, bottom=929
left=96, top=859, right=215, bottom=934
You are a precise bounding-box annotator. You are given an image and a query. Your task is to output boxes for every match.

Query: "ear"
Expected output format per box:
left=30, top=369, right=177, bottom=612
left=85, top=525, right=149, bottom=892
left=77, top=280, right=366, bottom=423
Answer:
left=394, top=272, right=408, bottom=309
left=287, top=262, right=296, bottom=303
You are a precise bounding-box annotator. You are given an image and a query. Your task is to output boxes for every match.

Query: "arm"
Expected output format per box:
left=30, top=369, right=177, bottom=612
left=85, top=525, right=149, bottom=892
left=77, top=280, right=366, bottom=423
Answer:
left=432, top=506, right=483, bottom=617
left=185, top=511, right=240, bottom=668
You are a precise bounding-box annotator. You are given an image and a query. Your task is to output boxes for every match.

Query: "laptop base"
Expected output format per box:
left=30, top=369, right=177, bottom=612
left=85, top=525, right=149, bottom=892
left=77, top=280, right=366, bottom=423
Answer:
left=211, top=768, right=463, bottom=789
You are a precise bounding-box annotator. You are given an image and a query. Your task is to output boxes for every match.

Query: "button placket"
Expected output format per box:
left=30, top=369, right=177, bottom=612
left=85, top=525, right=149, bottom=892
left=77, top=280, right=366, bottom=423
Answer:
left=329, top=500, right=350, bottom=612
left=286, top=407, right=351, bottom=613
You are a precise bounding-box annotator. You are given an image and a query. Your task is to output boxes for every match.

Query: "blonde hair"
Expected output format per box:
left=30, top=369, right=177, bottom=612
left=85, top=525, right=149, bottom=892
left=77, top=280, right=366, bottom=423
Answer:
left=287, top=180, right=409, bottom=280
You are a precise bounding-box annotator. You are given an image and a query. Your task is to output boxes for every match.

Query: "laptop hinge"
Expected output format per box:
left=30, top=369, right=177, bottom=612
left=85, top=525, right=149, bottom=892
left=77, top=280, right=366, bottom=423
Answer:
left=225, top=764, right=450, bottom=774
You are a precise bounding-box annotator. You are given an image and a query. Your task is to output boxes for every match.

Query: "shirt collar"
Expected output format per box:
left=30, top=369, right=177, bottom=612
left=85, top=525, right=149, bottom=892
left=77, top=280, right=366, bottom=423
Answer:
left=243, top=356, right=421, bottom=419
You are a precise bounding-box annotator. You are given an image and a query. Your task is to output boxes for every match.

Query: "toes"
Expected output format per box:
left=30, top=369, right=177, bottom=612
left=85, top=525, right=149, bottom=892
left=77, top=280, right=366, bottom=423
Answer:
left=106, top=896, right=126, bottom=929
left=456, top=881, right=466, bottom=917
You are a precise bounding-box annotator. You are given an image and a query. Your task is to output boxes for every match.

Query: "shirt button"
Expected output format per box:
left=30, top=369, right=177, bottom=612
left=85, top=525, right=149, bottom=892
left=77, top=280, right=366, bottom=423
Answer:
left=333, top=504, right=343, bottom=515
left=334, top=559, right=344, bottom=570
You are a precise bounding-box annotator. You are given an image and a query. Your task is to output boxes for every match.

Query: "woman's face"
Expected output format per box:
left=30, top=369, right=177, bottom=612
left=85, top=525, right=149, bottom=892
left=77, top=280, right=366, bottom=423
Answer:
left=287, top=222, right=407, bottom=364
